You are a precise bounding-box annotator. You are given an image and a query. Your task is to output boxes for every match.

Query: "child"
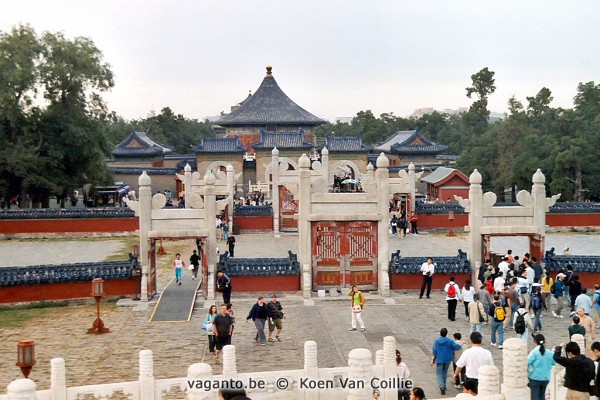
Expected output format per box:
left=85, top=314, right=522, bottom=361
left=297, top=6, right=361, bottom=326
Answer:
left=453, top=332, right=466, bottom=388
left=173, top=253, right=185, bottom=285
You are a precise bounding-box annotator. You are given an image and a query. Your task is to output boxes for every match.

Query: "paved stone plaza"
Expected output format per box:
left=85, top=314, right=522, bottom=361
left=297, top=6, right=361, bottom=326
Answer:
left=1, top=232, right=599, bottom=397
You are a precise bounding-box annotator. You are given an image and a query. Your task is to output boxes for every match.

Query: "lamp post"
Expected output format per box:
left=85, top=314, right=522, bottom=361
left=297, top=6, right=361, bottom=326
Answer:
left=448, top=210, right=456, bottom=237
left=16, top=340, right=36, bottom=378
left=88, top=278, right=110, bottom=334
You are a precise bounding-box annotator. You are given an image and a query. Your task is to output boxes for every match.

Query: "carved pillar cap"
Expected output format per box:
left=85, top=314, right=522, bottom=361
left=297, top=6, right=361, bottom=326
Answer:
left=139, top=171, right=151, bottom=186
left=184, top=163, right=192, bottom=172
left=271, top=147, right=279, bottom=156
left=204, top=171, right=216, bottom=185
left=532, top=168, right=545, bottom=184
left=470, top=169, right=482, bottom=184
left=367, top=163, right=374, bottom=172
left=226, top=163, right=234, bottom=172
left=321, top=146, right=329, bottom=155
left=299, top=153, right=310, bottom=168
left=376, top=152, right=389, bottom=168
left=408, top=162, right=415, bottom=171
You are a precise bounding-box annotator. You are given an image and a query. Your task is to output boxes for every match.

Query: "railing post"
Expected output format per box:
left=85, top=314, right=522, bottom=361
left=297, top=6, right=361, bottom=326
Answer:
left=139, top=350, right=154, bottom=400
left=222, top=345, right=237, bottom=377
left=375, top=350, right=384, bottom=367
left=7, top=379, right=36, bottom=400
left=50, top=358, right=67, bottom=400
left=478, top=365, right=500, bottom=395
left=303, top=341, right=319, bottom=399
left=187, top=363, right=213, bottom=400
left=501, top=338, right=529, bottom=400
left=347, top=349, right=373, bottom=400
left=382, top=336, right=396, bottom=400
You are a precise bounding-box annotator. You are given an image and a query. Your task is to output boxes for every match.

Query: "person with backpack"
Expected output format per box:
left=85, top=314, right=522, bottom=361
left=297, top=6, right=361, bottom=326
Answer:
left=488, top=292, right=506, bottom=349
left=541, top=273, right=553, bottom=317
left=445, top=277, right=461, bottom=321
left=513, top=302, right=535, bottom=341
left=529, top=286, right=547, bottom=333
left=478, top=285, right=492, bottom=325
left=527, top=334, right=556, bottom=400
left=564, top=265, right=574, bottom=300
left=461, top=280, right=476, bottom=319
left=468, top=293, right=487, bottom=334
left=553, top=341, right=596, bottom=399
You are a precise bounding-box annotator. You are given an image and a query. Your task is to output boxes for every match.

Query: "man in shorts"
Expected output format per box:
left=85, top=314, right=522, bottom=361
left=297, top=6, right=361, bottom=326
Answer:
left=266, top=294, right=286, bottom=342
left=213, top=304, right=233, bottom=365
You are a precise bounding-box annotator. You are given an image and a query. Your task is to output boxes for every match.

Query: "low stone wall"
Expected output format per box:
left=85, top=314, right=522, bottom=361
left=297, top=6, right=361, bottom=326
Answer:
left=390, top=273, right=472, bottom=290
left=234, top=215, right=273, bottom=232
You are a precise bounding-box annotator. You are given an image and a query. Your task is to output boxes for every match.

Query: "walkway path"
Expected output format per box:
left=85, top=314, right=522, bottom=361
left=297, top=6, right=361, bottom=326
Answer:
left=150, top=276, right=200, bottom=322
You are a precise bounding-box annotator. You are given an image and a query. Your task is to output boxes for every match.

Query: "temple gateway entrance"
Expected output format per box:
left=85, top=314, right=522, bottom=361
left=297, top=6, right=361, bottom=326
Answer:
left=312, top=221, right=378, bottom=291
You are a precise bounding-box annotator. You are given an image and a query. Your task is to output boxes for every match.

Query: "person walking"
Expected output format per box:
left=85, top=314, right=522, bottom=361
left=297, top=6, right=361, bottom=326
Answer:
left=226, top=303, right=236, bottom=345
left=541, top=273, right=553, bottom=316
left=348, top=285, right=366, bottom=332
left=399, top=213, right=407, bottom=239
left=395, top=350, right=411, bottom=399
left=577, top=307, right=596, bottom=351
left=529, top=286, right=546, bottom=332
left=216, top=270, right=232, bottom=304
left=190, top=250, right=201, bottom=280
left=575, top=288, right=593, bottom=316
left=444, top=277, right=461, bottom=321
left=593, top=284, right=600, bottom=326
left=553, top=273, right=568, bottom=318
left=506, top=279, right=520, bottom=329
left=479, top=285, right=492, bottom=326
left=570, top=275, right=583, bottom=316
left=468, top=294, right=487, bottom=333
left=226, top=234, right=236, bottom=257
left=173, top=253, right=185, bottom=286
left=213, top=304, right=233, bottom=364
left=527, top=334, right=556, bottom=400
left=419, top=257, right=435, bottom=300
left=568, top=316, right=586, bottom=339
left=266, top=294, right=285, bottom=342
left=203, top=305, right=217, bottom=354
left=390, top=215, right=398, bottom=235
left=489, top=292, right=507, bottom=349
left=452, top=332, right=467, bottom=389
left=222, top=222, right=230, bottom=242
left=553, top=341, right=596, bottom=400
left=431, top=328, right=463, bottom=395
left=454, top=332, right=494, bottom=393
left=246, top=296, right=271, bottom=346
left=461, top=280, right=476, bottom=319
left=513, top=302, right=535, bottom=341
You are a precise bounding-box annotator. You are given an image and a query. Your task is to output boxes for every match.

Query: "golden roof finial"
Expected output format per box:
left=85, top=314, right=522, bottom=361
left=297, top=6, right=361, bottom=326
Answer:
left=266, top=65, right=272, bottom=76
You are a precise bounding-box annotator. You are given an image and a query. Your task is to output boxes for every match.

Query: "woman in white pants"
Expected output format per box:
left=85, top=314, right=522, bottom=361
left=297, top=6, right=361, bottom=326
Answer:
left=348, top=285, right=366, bottom=332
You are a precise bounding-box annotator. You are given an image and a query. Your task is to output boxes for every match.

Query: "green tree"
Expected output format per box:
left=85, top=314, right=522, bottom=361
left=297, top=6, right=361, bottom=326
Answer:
left=463, top=67, right=496, bottom=138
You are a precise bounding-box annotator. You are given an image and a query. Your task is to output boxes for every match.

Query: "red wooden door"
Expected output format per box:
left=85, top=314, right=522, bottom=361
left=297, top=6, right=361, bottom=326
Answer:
left=279, top=185, right=298, bottom=231
left=312, top=221, right=377, bottom=291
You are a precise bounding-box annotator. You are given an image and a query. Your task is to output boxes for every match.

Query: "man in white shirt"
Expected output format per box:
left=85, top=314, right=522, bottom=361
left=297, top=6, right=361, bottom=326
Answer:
left=497, top=257, right=509, bottom=277
left=493, top=271, right=506, bottom=293
left=454, top=332, right=494, bottom=392
left=419, top=257, right=435, bottom=300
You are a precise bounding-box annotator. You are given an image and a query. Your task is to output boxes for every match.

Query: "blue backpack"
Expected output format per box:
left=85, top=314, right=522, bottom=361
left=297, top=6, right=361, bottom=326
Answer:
left=531, top=295, right=542, bottom=310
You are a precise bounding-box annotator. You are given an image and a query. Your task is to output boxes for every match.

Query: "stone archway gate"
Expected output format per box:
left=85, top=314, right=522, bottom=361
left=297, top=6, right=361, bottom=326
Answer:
left=456, top=168, right=560, bottom=282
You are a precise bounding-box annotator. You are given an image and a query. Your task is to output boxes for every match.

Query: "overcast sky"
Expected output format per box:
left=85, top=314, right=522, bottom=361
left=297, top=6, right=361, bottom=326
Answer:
left=2, top=1, right=599, bottom=121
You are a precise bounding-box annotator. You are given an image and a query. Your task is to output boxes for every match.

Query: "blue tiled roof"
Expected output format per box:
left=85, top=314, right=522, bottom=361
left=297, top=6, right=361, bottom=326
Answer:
left=112, top=131, right=174, bottom=158
left=192, top=137, right=247, bottom=153
left=373, top=129, right=448, bottom=155
left=252, top=130, right=314, bottom=150
left=216, top=66, right=326, bottom=126
left=109, top=167, right=178, bottom=175
left=318, top=136, right=372, bottom=152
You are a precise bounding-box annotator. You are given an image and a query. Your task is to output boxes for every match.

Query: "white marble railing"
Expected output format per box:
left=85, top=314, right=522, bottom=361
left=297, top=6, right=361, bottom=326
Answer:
left=2, top=337, right=551, bottom=400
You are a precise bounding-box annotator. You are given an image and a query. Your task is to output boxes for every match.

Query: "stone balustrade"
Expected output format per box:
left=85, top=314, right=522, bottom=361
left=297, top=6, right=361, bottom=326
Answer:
left=0, top=336, right=552, bottom=400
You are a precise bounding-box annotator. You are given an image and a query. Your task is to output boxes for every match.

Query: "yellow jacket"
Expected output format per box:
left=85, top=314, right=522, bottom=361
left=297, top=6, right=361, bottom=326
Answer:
left=541, top=277, right=554, bottom=293
left=348, top=289, right=366, bottom=309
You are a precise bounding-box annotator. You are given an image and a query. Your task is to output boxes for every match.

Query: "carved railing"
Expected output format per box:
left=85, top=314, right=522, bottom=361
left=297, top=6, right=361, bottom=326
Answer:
left=0, top=261, right=134, bottom=287
left=217, top=251, right=300, bottom=276
left=389, top=250, right=470, bottom=274
left=0, top=208, right=135, bottom=219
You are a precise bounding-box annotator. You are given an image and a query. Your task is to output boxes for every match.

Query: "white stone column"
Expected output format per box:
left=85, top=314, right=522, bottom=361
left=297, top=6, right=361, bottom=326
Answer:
left=272, top=148, right=280, bottom=236
left=51, top=358, right=67, bottom=400
left=226, top=164, right=234, bottom=231
left=467, top=169, right=483, bottom=282
left=531, top=169, right=547, bottom=260
left=478, top=365, right=500, bottom=396
left=187, top=363, right=213, bottom=400
left=204, top=171, right=217, bottom=300
left=222, top=345, right=237, bottom=377
left=303, top=341, right=319, bottom=400
left=376, top=350, right=384, bottom=366
left=571, top=333, right=585, bottom=350
left=139, top=350, right=154, bottom=400
left=184, top=164, right=192, bottom=209
left=501, top=338, right=529, bottom=400
left=7, top=379, right=36, bottom=400
left=298, top=154, right=312, bottom=299
left=321, top=147, right=330, bottom=191
left=347, top=348, right=373, bottom=400
left=376, top=153, right=390, bottom=296
left=382, top=336, right=396, bottom=400
left=408, top=163, right=417, bottom=213
left=139, top=171, right=152, bottom=301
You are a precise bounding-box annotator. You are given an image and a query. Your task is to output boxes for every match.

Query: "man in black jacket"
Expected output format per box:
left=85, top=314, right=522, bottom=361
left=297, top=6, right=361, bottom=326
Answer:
left=553, top=341, right=595, bottom=399
left=246, top=296, right=272, bottom=346
left=216, top=270, right=232, bottom=304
